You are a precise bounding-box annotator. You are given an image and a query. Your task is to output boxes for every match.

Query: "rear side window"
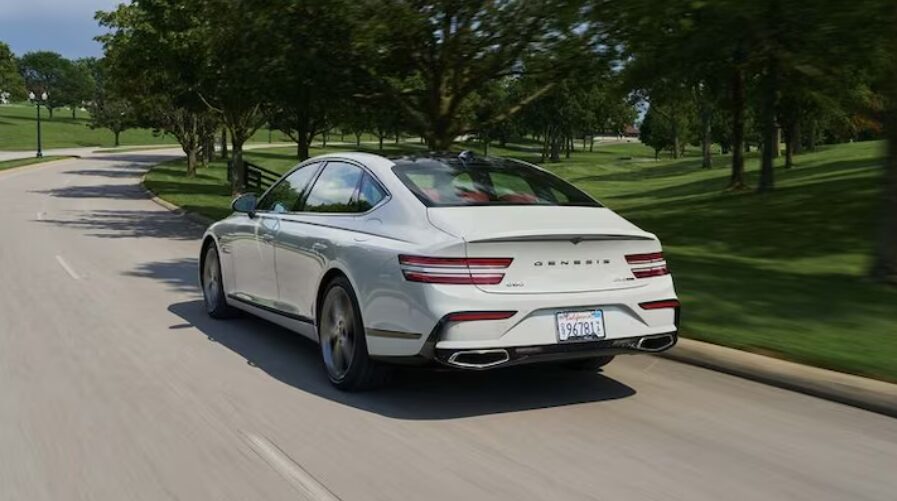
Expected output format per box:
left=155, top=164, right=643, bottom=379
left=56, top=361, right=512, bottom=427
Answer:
left=356, top=173, right=387, bottom=211
left=304, top=162, right=365, bottom=213
left=392, top=157, right=600, bottom=207
left=256, top=162, right=321, bottom=213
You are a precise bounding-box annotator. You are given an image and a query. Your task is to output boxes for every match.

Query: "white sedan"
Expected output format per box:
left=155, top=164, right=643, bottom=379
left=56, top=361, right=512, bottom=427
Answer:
left=200, top=152, right=679, bottom=390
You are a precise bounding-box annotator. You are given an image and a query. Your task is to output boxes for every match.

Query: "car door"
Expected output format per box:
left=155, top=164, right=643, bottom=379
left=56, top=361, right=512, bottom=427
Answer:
left=230, top=162, right=322, bottom=309
left=276, top=161, right=387, bottom=321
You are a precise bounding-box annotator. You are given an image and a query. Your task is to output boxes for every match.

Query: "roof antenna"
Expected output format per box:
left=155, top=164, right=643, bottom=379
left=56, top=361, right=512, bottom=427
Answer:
left=458, top=150, right=475, bottom=164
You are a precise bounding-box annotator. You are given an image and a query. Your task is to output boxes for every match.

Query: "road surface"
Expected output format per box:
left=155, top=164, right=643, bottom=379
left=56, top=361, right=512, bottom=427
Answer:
left=1, top=152, right=895, bottom=501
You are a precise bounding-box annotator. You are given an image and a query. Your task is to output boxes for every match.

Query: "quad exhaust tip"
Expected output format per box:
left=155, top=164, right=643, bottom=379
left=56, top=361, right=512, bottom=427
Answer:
left=447, top=349, right=511, bottom=369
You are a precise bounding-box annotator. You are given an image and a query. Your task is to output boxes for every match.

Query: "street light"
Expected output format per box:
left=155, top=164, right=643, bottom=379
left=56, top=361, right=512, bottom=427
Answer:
left=28, top=91, right=49, bottom=158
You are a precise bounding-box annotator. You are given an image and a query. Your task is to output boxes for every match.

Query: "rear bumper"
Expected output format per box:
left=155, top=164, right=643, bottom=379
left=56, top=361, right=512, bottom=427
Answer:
left=373, top=330, right=678, bottom=370
left=436, top=332, right=677, bottom=369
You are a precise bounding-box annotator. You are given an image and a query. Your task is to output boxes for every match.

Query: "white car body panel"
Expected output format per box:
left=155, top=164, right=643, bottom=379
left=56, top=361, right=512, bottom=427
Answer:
left=202, top=152, right=679, bottom=368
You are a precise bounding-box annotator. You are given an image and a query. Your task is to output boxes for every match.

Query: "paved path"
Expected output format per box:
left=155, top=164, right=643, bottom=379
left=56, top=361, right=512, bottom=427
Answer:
left=1, top=152, right=895, bottom=501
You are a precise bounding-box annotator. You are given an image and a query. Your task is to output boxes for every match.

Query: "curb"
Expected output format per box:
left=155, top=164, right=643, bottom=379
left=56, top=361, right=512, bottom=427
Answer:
left=658, top=338, right=897, bottom=418
left=140, top=172, right=216, bottom=228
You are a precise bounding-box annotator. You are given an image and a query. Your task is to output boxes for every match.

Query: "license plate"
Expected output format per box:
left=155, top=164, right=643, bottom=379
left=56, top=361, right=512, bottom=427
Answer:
left=555, top=309, right=605, bottom=342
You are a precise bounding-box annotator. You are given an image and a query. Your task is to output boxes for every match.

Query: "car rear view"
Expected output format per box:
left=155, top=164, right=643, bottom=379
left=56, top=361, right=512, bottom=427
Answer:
left=391, top=154, right=679, bottom=369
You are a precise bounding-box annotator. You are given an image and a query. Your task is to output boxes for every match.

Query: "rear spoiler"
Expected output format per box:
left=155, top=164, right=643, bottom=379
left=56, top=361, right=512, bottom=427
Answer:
left=467, top=233, right=655, bottom=244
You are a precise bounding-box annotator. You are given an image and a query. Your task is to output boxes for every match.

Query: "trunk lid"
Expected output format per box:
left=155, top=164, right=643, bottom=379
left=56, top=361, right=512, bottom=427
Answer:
left=427, top=206, right=660, bottom=294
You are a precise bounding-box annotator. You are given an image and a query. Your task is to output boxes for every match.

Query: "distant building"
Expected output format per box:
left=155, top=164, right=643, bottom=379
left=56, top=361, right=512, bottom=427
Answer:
left=623, top=125, right=639, bottom=138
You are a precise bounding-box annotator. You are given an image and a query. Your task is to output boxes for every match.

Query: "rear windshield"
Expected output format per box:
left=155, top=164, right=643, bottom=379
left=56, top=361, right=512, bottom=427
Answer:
left=391, top=157, right=601, bottom=207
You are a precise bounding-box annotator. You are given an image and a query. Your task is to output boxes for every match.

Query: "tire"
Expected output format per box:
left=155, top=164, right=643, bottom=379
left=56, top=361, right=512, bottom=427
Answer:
left=201, top=242, right=238, bottom=319
left=317, top=276, right=390, bottom=391
left=562, top=355, right=615, bottom=371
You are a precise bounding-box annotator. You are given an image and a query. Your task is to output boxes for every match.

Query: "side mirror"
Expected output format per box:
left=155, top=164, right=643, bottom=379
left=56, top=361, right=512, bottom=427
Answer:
left=232, top=193, right=258, bottom=215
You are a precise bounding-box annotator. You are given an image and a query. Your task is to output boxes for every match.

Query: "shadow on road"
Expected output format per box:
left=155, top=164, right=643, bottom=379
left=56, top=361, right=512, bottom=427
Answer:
left=62, top=168, right=145, bottom=178
left=167, top=299, right=636, bottom=420
left=38, top=210, right=205, bottom=240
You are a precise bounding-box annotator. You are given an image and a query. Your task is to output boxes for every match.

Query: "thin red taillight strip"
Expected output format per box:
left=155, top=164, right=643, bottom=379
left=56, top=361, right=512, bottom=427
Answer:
left=398, top=255, right=513, bottom=268
left=639, top=299, right=681, bottom=310
left=399, top=255, right=513, bottom=285
left=445, top=311, right=516, bottom=322
left=625, top=252, right=665, bottom=265
left=632, top=265, right=670, bottom=279
left=401, top=271, right=505, bottom=285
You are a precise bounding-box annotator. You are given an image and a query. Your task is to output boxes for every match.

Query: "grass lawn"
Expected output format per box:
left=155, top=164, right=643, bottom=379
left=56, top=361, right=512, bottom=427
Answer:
left=0, top=155, right=72, bottom=171
left=0, top=103, right=299, bottom=151
left=145, top=138, right=897, bottom=382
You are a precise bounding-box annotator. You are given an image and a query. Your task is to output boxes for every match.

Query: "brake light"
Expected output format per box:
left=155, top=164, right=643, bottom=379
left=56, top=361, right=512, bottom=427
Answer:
left=445, top=311, right=516, bottom=322
left=626, top=252, right=670, bottom=279
left=639, top=299, right=681, bottom=310
left=399, top=255, right=513, bottom=285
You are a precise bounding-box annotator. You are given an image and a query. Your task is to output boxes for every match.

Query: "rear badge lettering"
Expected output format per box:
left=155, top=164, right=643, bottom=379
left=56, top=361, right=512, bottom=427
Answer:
left=533, top=259, right=611, bottom=267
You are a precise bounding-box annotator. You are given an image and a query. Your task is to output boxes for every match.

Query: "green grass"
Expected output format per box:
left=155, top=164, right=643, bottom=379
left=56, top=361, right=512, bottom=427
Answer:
left=145, top=138, right=897, bottom=382
left=0, top=103, right=299, bottom=151
left=0, top=155, right=72, bottom=171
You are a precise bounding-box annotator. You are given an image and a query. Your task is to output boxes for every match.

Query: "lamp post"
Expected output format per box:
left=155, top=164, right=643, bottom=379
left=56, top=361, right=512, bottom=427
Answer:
left=28, top=91, right=49, bottom=158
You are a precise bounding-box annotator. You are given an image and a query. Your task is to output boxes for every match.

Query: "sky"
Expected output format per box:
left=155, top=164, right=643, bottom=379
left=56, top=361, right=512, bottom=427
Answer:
left=0, top=0, right=121, bottom=59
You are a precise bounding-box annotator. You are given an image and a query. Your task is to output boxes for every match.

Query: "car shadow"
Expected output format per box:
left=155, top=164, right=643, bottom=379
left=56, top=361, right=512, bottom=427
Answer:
left=167, top=299, right=636, bottom=420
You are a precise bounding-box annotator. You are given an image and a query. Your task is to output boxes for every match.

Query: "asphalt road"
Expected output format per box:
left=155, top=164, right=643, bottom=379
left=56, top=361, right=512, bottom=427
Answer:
left=1, top=152, right=896, bottom=501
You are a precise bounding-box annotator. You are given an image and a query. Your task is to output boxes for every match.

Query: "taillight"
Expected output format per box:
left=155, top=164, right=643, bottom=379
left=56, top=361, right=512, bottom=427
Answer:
left=399, top=255, right=513, bottom=285
left=639, top=299, right=681, bottom=310
left=626, top=252, right=670, bottom=279
left=445, top=311, right=516, bottom=322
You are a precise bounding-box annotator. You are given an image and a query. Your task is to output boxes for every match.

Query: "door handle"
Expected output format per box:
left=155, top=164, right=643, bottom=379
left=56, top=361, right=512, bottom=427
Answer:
left=311, top=242, right=328, bottom=251
left=261, top=233, right=275, bottom=241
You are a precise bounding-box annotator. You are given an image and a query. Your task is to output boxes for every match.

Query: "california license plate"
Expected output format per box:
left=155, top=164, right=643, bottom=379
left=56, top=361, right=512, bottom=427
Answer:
left=555, top=309, right=606, bottom=342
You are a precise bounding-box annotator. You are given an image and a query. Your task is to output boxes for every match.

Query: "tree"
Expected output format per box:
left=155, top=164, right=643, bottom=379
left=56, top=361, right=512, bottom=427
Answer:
left=639, top=107, right=674, bottom=160
left=195, top=0, right=267, bottom=192
left=61, top=59, right=96, bottom=119
left=97, top=1, right=211, bottom=177
left=357, top=0, right=593, bottom=150
left=17, top=51, right=74, bottom=117
left=0, top=42, right=25, bottom=101
left=258, top=0, right=359, bottom=162
left=85, top=59, right=135, bottom=146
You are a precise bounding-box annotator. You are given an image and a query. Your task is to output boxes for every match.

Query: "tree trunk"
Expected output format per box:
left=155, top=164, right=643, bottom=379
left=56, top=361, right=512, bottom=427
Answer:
left=701, top=110, right=712, bottom=169
left=589, top=136, right=595, bottom=152
left=871, top=108, right=897, bottom=284
left=565, top=136, right=572, bottom=159
left=220, top=129, right=229, bottom=160
left=484, top=139, right=489, bottom=156
left=729, top=66, right=747, bottom=189
left=783, top=121, right=795, bottom=169
left=322, top=130, right=328, bottom=148
left=773, top=127, right=781, bottom=158
left=378, top=134, right=384, bottom=151
left=871, top=17, right=897, bottom=284
left=793, top=121, right=803, bottom=154
left=395, top=131, right=400, bottom=144
left=808, top=118, right=818, bottom=152
left=758, top=58, right=779, bottom=193
left=186, top=147, right=198, bottom=178
left=230, top=135, right=246, bottom=194
left=48, top=107, right=54, bottom=119
left=672, top=122, right=681, bottom=159
left=72, top=106, right=76, bottom=119
left=355, top=133, right=361, bottom=147
left=114, top=130, right=120, bottom=147
left=550, top=135, right=562, bottom=162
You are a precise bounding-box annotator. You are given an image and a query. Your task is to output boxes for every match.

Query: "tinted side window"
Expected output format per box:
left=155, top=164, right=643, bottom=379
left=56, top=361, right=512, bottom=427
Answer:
left=356, top=173, right=387, bottom=211
left=256, top=163, right=321, bottom=213
left=303, top=162, right=364, bottom=213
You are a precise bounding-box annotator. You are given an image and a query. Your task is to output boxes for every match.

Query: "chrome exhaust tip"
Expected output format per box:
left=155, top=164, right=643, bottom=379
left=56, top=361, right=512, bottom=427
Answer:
left=446, top=349, right=511, bottom=369
left=636, top=334, right=676, bottom=352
